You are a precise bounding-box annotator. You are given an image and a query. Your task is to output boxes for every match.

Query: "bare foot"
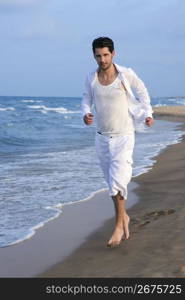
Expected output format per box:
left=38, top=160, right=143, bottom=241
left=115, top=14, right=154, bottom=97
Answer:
left=107, top=226, right=124, bottom=248
left=107, top=214, right=130, bottom=247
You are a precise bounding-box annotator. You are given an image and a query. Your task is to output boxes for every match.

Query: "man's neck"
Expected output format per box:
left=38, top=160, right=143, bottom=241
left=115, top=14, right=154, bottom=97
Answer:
left=98, top=63, right=117, bottom=78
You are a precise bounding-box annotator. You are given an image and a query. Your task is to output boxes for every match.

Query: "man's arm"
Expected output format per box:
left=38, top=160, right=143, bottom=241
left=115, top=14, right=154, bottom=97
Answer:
left=126, top=68, right=153, bottom=126
left=81, top=75, right=94, bottom=125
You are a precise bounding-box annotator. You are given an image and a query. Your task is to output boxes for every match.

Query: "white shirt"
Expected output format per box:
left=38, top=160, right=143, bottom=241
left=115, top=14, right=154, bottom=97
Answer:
left=93, top=73, right=134, bottom=136
left=81, top=63, right=153, bottom=130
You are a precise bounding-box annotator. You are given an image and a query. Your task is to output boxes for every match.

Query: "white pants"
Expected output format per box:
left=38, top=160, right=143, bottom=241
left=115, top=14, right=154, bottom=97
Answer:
left=95, top=133, right=135, bottom=199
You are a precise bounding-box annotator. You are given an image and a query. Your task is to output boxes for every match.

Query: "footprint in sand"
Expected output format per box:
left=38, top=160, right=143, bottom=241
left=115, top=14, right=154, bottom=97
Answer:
left=131, top=209, right=176, bottom=228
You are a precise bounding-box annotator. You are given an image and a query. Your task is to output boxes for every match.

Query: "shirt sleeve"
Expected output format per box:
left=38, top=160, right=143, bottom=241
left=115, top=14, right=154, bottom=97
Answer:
left=127, top=68, right=153, bottom=118
left=81, top=75, right=93, bottom=117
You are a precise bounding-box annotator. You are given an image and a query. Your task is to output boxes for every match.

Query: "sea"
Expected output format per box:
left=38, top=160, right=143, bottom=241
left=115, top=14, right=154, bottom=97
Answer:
left=0, top=95, right=185, bottom=248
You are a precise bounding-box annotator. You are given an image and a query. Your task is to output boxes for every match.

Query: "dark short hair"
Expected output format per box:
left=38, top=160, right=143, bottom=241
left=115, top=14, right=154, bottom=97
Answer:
left=92, top=37, right=114, bottom=54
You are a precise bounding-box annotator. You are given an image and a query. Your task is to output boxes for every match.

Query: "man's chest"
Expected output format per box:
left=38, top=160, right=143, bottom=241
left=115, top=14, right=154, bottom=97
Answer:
left=93, top=78, right=125, bottom=100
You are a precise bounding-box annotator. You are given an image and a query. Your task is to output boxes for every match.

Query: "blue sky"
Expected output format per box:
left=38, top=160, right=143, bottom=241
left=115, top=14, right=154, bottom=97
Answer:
left=0, top=0, right=184, bottom=97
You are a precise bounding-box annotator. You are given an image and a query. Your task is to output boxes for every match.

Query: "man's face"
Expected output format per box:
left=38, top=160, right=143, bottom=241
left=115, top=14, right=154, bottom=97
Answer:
left=94, top=47, right=115, bottom=71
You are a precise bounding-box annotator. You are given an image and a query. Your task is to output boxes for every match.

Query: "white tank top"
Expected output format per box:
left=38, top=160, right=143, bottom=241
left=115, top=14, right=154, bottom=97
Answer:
left=92, top=73, right=134, bottom=136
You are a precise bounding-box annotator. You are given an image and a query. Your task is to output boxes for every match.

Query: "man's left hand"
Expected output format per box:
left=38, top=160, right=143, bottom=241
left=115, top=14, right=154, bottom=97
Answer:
left=145, top=117, right=154, bottom=127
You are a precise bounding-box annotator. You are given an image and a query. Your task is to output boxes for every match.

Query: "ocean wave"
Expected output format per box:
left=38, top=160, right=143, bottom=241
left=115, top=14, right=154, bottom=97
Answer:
left=153, top=104, right=167, bottom=107
left=175, top=100, right=185, bottom=105
left=21, top=100, right=43, bottom=103
left=3, top=211, right=60, bottom=248
left=0, top=107, right=15, bottom=111
left=0, top=136, right=27, bottom=146
left=27, top=105, right=80, bottom=114
left=65, top=124, right=86, bottom=128
left=153, top=100, right=185, bottom=107
left=0, top=119, right=184, bottom=248
left=167, top=98, right=178, bottom=102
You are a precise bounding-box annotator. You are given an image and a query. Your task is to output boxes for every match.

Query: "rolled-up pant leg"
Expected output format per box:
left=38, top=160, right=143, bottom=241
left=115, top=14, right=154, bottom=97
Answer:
left=95, top=133, right=135, bottom=200
left=95, top=133, right=111, bottom=191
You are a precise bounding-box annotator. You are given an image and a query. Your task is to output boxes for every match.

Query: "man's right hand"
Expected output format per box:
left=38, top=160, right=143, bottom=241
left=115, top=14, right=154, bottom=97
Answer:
left=83, top=113, right=94, bottom=125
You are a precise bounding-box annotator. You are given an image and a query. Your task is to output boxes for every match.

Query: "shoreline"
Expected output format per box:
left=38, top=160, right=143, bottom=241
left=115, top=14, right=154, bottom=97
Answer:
left=0, top=111, right=185, bottom=277
left=39, top=115, right=185, bottom=278
left=0, top=182, right=139, bottom=277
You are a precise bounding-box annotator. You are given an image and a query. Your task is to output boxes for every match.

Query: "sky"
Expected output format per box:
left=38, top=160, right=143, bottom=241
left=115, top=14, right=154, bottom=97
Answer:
left=0, top=0, right=184, bottom=98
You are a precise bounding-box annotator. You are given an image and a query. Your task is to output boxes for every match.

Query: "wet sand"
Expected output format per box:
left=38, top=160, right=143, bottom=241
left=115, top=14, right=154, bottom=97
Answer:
left=39, top=110, right=185, bottom=278
left=1, top=107, right=185, bottom=278
left=0, top=182, right=138, bottom=277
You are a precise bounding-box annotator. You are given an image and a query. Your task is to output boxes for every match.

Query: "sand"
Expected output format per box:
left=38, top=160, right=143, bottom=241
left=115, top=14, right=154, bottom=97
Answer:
left=1, top=106, right=185, bottom=278
left=153, top=105, right=185, bottom=117
left=39, top=109, right=185, bottom=278
left=0, top=181, right=138, bottom=278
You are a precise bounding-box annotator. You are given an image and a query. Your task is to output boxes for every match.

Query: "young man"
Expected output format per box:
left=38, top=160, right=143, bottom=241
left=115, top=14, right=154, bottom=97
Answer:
left=81, top=37, right=153, bottom=248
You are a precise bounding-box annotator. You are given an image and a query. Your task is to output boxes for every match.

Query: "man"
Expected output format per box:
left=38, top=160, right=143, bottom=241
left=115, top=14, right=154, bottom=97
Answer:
left=81, top=37, right=153, bottom=248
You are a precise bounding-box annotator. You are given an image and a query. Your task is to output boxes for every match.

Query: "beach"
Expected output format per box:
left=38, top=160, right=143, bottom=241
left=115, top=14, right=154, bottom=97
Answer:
left=1, top=107, right=185, bottom=278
